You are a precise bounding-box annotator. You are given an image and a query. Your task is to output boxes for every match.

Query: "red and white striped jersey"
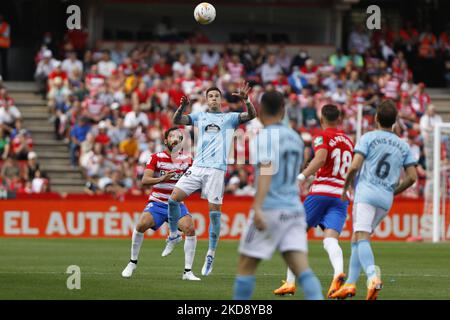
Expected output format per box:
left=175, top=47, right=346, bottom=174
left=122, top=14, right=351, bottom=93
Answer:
left=309, top=128, right=354, bottom=198
left=145, top=150, right=192, bottom=204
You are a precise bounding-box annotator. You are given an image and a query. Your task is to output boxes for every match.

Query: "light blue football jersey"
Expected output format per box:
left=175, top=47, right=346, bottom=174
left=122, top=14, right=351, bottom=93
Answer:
left=188, top=111, right=241, bottom=171
left=251, top=123, right=304, bottom=210
left=354, top=130, right=417, bottom=211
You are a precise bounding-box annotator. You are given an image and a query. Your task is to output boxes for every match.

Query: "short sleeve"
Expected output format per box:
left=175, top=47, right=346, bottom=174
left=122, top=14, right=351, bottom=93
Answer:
left=145, top=154, right=158, bottom=171
left=354, top=133, right=369, bottom=158
left=312, top=135, right=327, bottom=152
left=230, top=112, right=241, bottom=128
left=188, top=112, right=202, bottom=125
left=403, top=146, right=417, bottom=168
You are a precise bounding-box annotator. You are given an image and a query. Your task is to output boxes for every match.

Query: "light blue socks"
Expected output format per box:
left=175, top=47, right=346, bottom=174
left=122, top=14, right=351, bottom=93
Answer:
left=167, top=197, right=181, bottom=237
left=233, top=275, right=256, bottom=300
left=298, top=269, right=324, bottom=300
left=357, top=240, right=377, bottom=281
left=346, top=242, right=362, bottom=284
left=208, top=211, right=221, bottom=251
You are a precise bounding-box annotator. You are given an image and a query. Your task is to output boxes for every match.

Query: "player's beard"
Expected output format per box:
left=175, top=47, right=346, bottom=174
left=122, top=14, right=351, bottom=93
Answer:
left=208, top=103, right=221, bottom=112
left=167, top=141, right=181, bottom=153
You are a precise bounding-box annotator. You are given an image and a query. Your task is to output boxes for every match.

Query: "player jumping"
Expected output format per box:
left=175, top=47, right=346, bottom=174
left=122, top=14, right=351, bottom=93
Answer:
left=233, top=90, right=323, bottom=300
left=274, top=104, right=354, bottom=298
left=330, top=100, right=417, bottom=300
left=166, top=82, right=256, bottom=276
left=121, top=127, right=200, bottom=281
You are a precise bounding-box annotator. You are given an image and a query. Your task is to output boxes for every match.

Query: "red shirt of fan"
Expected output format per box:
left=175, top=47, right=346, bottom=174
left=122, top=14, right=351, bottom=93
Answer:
left=309, top=128, right=354, bottom=198
left=145, top=150, right=192, bottom=204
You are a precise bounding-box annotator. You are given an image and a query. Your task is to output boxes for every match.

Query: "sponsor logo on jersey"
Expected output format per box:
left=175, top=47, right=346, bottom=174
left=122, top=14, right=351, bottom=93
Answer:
left=205, top=123, right=220, bottom=133
left=314, top=136, right=323, bottom=147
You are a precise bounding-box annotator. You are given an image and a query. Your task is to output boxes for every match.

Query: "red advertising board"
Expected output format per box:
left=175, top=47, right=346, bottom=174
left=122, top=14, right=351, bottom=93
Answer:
left=0, top=195, right=441, bottom=241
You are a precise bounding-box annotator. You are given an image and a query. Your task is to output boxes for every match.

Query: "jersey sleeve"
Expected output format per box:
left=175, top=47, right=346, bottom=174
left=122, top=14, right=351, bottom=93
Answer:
left=312, top=135, right=328, bottom=152
left=354, top=133, right=369, bottom=157
left=145, top=154, right=158, bottom=171
left=230, top=112, right=241, bottom=127
left=187, top=112, right=202, bottom=126
left=403, top=145, right=417, bottom=168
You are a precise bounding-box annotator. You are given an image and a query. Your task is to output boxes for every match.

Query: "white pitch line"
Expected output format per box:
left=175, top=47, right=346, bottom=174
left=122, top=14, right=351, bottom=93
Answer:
left=0, top=271, right=449, bottom=278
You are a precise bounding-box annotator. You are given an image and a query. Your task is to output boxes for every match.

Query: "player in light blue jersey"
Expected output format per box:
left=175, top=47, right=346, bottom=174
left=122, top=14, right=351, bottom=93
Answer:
left=233, top=90, right=323, bottom=300
left=166, top=82, right=257, bottom=276
left=331, top=100, right=417, bottom=300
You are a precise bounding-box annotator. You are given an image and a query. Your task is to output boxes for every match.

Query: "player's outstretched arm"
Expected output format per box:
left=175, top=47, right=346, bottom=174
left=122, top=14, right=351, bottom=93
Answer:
left=394, top=165, right=418, bottom=195
left=141, top=169, right=175, bottom=186
left=298, top=149, right=328, bottom=181
left=232, top=81, right=256, bottom=123
left=342, top=153, right=364, bottom=201
left=173, top=96, right=193, bottom=125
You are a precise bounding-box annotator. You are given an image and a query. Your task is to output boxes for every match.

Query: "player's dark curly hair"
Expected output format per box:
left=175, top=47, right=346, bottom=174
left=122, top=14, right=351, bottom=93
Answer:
left=206, top=86, right=222, bottom=97
left=164, top=127, right=182, bottom=141
left=321, top=104, right=340, bottom=122
left=377, top=100, right=398, bottom=128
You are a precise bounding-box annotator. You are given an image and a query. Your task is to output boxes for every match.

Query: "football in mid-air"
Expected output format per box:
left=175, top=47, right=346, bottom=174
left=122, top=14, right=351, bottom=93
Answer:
left=194, top=2, right=216, bottom=25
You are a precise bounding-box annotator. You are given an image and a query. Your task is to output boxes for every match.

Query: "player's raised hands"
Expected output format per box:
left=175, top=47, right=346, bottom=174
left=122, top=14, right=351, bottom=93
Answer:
left=232, top=81, right=251, bottom=101
left=180, top=96, right=191, bottom=108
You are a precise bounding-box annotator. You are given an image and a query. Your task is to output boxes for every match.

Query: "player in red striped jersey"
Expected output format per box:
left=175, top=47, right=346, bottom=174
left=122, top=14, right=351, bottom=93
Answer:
left=274, top=104, right=354, bottom=298
left=121, top=128, right=200, bottom=281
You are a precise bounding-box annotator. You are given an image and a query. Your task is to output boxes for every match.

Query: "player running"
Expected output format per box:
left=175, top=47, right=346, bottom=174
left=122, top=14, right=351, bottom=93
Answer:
left=121, top=127, right=200, bottom=281
left=274, top=104, right=354, bottom=298
left=233, top=91, right=323, bottom=300
left=166, top=82, right=256, bottom=276
left=331, top=100, right=417, bottom=300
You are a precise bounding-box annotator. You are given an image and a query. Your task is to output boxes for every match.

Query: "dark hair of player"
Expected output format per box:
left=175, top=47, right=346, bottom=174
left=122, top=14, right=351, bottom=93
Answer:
left=321, top=104, right=340, bottom=123
left=377, top=100, right=398, bottom=128
left=164, top=127, right=182, bottom=141
left=206, top=86, right=222, bottom=97
left=261, top=90, right=284, bottom=116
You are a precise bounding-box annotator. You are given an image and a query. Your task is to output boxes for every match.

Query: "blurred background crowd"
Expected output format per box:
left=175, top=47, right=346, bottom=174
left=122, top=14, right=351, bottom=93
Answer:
left=1, top=18, right=449, bottom=197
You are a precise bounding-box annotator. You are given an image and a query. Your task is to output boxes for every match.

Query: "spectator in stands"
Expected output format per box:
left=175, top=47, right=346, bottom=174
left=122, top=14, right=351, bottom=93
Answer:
left=1, top=156, right=19, bottom=181
left=420, top=104, right=442, bottom=141
left=34, top=49, right=58, bottom=97
left=119, top=129, right=139, bottom=161
left=81, top=90, right=109, bottom=123
left=47, top=61, right=68, bottom=91
left=0, top=95, right=21, bottom=134
left=260, top=54, right=282, bottom=84
left=70, top=117, right=91, bottom=167
left=31, top=169, right=49, bottom=193
left=201, top=49, right=220, bottom=70
left=47, top=76, right=71, bottom=123
left=24, top=150, right=44, bottom=181
left=111, top=42, right=128, bottom=65
left=94, top=120, right=111, bottom=147
left=11, top=129, right=32, bottom=161
left=276, top=45, right=291, bottom=74
left=227, top=54, right=245, bottom=83
left=348, top=25, right=370, bottom=55
left=0, top=127, right=9, bottom=159
left=172, top=53, right=191, bottom=76
left=123, top=104, right=149, bottom=129
left=225, top=166, right=255, bottom=196
left=61, top=51, right=83, bottom=76
left=329, top=48, right=348, bottom=72
left=98, top=50, right=117, bottom=78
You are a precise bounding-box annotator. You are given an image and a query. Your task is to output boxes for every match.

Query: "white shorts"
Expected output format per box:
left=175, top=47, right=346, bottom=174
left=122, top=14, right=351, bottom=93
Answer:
left=352, top=203, right=388, bottom=233
left=239, top=209, right=308, bottom=260
left=175, top=166, right=225, bottom=205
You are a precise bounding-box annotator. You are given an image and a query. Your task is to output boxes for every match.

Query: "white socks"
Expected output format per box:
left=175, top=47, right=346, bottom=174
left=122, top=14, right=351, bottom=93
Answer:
left=131, top=229, right=144, bottom=261
left=184, top=236, right=197, bottom=270
left=323, top=237, right=344, bottom=278
left=286, top=267, right=296, bottom=285
left=207, top=249, right=215, bottom=257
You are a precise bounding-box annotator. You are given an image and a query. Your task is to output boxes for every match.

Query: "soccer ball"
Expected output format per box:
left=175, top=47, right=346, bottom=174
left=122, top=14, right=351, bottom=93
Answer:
left=194, top=2, right=216, bottom=25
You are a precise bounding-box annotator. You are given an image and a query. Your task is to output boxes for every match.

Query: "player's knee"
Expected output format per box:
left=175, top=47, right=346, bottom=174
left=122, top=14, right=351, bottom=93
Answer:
left=183, top=224, right=195, bottom=236
left=136, top=223, right=149, bottom=233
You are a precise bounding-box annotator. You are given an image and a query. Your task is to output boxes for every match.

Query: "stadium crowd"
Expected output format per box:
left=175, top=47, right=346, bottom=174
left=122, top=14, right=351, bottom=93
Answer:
left=3, top=22, right=450, bottom=196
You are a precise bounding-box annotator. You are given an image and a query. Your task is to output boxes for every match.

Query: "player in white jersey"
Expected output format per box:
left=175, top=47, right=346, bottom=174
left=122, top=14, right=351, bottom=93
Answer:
left=233, top=90, right=323, bottom=300
left=121, top=128, right=200, bottom=281
left=331, top=100, right=417, bottom=300
left=166, top=82, right=257, bottom=276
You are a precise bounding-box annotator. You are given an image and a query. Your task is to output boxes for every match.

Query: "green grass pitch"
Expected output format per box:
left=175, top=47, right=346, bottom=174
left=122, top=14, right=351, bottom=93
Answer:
left=0, top=238, right=449, bottom=300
